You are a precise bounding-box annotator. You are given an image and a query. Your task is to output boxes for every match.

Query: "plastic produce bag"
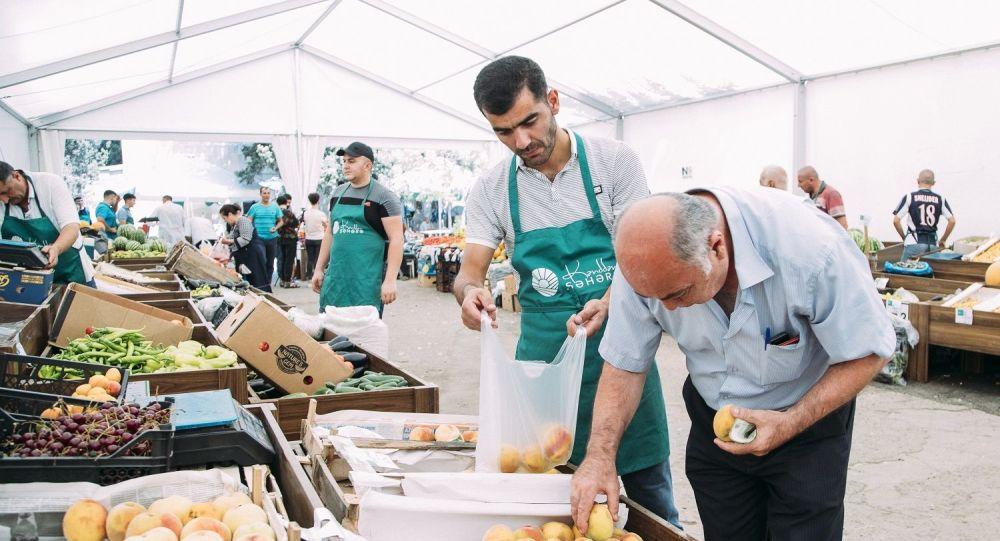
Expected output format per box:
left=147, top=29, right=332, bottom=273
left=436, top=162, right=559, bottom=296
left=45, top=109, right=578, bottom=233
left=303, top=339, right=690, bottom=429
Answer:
left=476, top=314, right=587, bottom=473
left=288, top=307, right=325, bottom=339
left=876, top=313, right=919, bottom=386
left=209, top=240, right=230, bottom=262
left=322, top=305, right=389, bottom=358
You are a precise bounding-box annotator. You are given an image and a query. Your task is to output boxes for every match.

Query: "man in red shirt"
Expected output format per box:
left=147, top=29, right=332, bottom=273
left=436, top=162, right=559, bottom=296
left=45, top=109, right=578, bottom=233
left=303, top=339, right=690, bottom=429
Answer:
left=797, top=166, right=848, bottom=229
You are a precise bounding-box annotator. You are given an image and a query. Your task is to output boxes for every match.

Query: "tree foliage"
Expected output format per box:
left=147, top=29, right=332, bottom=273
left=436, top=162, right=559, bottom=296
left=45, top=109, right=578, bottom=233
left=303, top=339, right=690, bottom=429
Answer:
left=62, top=139, right=121, bottom=195
left=235, top=143, right=280, bottom=186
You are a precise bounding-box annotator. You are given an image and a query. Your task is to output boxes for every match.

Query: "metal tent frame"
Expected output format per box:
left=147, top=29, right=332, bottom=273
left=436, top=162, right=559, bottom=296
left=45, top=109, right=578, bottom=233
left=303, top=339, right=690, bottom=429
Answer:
left=2, top=0, right=999, bottom=172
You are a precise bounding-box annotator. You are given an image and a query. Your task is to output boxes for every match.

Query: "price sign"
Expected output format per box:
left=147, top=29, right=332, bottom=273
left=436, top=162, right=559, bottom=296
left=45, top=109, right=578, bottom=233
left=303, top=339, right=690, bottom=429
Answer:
left=885, top=298, right=909, bottom=320
left=955, top=307, right=973, bottom=325
left=859, top=214, right=872, bottom=226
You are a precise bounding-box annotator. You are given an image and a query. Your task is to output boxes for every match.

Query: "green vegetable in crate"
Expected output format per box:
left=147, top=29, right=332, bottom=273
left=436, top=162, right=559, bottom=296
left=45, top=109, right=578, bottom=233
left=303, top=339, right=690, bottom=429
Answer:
left=320, top=371, right=409, bottom=394
left=190, top=284, right=216, bottom=299
left=163, top=340, right=239, bottom=370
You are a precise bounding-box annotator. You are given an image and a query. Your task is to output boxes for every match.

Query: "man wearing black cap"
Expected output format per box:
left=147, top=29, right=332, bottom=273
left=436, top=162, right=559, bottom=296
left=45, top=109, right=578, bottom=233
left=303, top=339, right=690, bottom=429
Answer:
left=311, top=142, right=404, bottom=315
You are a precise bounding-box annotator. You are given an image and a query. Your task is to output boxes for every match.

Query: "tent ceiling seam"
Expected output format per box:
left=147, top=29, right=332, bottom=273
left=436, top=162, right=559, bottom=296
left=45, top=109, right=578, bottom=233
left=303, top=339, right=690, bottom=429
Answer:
left=295, top=0, right=343, bottom=46
left=0, top=0, right=327, bottom=90
left=167, top=0, right=185, bottom=84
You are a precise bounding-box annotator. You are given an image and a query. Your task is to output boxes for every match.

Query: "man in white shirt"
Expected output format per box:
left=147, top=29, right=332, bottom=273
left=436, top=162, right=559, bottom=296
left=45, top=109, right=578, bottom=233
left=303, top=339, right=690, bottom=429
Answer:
left=302, top=192, right=328, bottom=278
left=0, top=162, right=95, bottom=285
left=143, top=195, right=187, bottom=247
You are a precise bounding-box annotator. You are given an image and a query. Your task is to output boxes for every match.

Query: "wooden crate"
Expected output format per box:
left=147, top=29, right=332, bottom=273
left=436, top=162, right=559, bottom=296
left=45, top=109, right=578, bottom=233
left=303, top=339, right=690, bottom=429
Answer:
left=249, top=286, right=293, bottom=311
left=249, top=341, right=439, bottom=439
left=244, top=403, right=328, bottom=528
left=873, top=272, right=973, bottom=297
left=926, top=258, right=991, bottom=282
left=169, top=242, right=242, bottom=284
left=300, top=434, right=695, bottom=541
left=904, top=301, right=1000, bottom=383
left=140, top=298, right=208, bottom=325
left=103, top=253, right=167, bottom=265
left=0, top=301, right=49, bottom=355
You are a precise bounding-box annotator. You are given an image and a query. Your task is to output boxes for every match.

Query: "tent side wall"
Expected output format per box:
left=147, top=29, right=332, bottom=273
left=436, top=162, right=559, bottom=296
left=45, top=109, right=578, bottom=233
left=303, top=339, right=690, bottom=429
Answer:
left=0, top=107, right=31, bottom=167
left=621, top=46, right=1000, bottom=242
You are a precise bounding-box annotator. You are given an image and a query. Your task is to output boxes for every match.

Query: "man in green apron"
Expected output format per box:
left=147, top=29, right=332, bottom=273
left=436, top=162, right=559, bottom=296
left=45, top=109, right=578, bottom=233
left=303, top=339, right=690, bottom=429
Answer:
left=454, top=57, right=679, bottom=527
left=310, top=142, right=404, bottom=316
left=0, top=162, right=94, bottom=285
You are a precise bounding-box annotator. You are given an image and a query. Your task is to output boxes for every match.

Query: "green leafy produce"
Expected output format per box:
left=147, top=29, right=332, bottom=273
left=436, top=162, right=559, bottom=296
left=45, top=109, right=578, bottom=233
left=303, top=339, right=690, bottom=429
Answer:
left=848, top=229, right=884, bottom=254
left=50, top=327, right=238, bottom=374
left=190, top=284, right=218, bottom=299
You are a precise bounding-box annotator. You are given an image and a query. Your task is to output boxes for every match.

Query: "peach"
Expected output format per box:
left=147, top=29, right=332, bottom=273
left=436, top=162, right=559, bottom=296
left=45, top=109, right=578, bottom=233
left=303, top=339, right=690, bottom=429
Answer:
left=75, top=383, right=92, bottom=395
left=462, top=430, right=478, bottom=443
left=407, top=426, right=434, bottom=442
left=189, top=503, right=224, bottom=522
left=62, top=499, right=108, bottom=541
left=481, top=524, right=515, bottom=541
left=521, top=445, right=549, bottom=473
left=434, top=424, right=461, bottom=442
left=149, top=496, right=193, bottom=525
left=89, top=374, right=109, bottom=389
left=125, top=512, right=183, bottom=539
left=181, top=517, right=231, bottom=541
left=233, top=534, right=274, bottom=541
left=498, top=444, right=521, bottom=473
left=619, top=533, right=642, bottom=541
left=713, top=404, right=736, bottom=441
left=586, top=504, right=614, bottom=541
left=182, top=532, right=224, bottom=541
left=512, top=525, right=543, bottom=541
left=541, top=522, right=573, bottom=541
left=107, top=380, right=122, bottom=396
left=106, top=367, right=123, bottom=383
left=107, top=502, right=146, bottom=541
left=211, top=493, right=251, bottom=514
left=231, top=523, right=275, bottom=541
left=542, top=425, right=573, bottom=464
left=41, top=407, right=63, bottom=420
left=222, top=504, right=267, bottom=534
left=141, top=527, right=180, bottom=541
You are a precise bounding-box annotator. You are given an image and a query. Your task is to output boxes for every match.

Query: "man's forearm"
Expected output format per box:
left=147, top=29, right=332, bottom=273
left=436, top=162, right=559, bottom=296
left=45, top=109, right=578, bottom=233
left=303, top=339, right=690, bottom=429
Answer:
left=453, top=275, right=483, bottom=305
left=384, top=239, right=402, bottom=283
left=893, top=218, right=906, bottom=240
left=54, top=224, right=80, bottom=253
left=941, top=219, right=956, bottom=244
left=787, top=354, right=884, bottom=434
left=314, top=232, right=332, bottom=274
left=585, top=362, right=648, bottom=463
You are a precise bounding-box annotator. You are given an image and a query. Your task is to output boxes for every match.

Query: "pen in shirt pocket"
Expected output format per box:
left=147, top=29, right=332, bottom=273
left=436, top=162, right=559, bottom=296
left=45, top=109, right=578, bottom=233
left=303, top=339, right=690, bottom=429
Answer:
left=764, top=327, right=771, bottom=350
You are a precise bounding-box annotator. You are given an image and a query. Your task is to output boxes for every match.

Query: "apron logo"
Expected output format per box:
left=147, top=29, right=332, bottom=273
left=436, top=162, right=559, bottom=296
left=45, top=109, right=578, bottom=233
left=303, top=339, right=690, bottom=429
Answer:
left=562, top=258, right=615, bottom=289
left=332, top=221, right=340, bottom=234
left=0, top=274, right=9, bottom=288
left=531, top=268, right=560, bottom=297
left=333, top=221, right=365, bottom=235
left=275, top=344, right=308, bottom=374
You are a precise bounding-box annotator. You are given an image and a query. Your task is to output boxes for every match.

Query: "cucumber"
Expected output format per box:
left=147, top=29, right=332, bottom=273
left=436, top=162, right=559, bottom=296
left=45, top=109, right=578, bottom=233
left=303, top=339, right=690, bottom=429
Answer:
left=333, top=383, right=364, bottom=393
left=341, top=352, right=367, bottom=363
left=313, top=387, right=334, bottom=395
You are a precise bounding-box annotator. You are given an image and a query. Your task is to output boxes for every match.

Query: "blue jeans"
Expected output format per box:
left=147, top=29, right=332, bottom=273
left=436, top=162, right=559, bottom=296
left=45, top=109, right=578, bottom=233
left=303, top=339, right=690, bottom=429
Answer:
left=621, top=459, right=682, bottom=529
left=902, top=243, right=933, bottom=260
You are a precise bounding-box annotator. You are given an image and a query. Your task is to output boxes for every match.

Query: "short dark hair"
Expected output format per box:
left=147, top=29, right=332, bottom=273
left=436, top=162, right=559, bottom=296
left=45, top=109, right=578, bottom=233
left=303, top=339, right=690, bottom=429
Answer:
left=103, top=189, right=117, bottom=198
left=219, top=204, right=241, bottom=216
left=275, top=194, right=288, bottom=205
left=0, top=161, right=13, bottom=182
left=123, top=193, right=135, bottom=201
left=473, top=56, right=548, bottom=115
left=308, top=192, right=320, bottom=205
left=163, top=195, right=173, bottom=202
left=259, top=186, right=270, bottom=193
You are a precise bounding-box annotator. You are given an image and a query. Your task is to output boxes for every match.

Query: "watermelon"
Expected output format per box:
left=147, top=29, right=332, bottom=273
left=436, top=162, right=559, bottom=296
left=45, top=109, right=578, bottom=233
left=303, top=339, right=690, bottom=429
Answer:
left=117, top=224, right=136, bottom=240
left=133, top=229, right=147, bottom=244
left=125, top=240, right=142, bottom=251
left=113, top=236, right=129, bottom=250
left=147, top=239, right=166, bottom=252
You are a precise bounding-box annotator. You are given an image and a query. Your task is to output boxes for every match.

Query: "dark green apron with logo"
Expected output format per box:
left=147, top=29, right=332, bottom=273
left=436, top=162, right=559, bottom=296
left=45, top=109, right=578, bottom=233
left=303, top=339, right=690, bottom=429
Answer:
left=509, top=133, right=669, bottom=474
left=2, top=176, right=88, bottom=285
left=319, top=181, right=385, bottom=312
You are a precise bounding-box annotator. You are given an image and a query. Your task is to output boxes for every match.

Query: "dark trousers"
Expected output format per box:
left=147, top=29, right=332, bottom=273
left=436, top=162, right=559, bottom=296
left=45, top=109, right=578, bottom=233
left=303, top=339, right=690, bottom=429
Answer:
left=621, top=460, right=682, bottom=529
left=683, top=378, right=855, bottom=541
left=262, top=237, right=277, bottom=286
left=305, top=239, right=322, bottom=278
left=278, top=239, right=297, bottom=282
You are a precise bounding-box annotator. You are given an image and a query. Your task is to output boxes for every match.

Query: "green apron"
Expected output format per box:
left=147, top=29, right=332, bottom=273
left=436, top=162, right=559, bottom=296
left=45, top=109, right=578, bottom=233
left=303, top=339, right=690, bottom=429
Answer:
left=2, top=176, right=89, bottom=285
left=509, top=133, right=669, bottom=475
left=319, top=181, right=385, bottom=312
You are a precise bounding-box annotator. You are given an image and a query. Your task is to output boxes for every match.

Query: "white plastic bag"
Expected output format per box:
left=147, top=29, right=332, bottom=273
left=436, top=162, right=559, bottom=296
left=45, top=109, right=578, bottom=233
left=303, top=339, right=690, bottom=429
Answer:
left=322, top=305, right=389, bottom=358
left=288, top=307, right=325, bottom=339
left=209, top=240, right=230, bottom=262
left=476, top=313, right=587, bottom=473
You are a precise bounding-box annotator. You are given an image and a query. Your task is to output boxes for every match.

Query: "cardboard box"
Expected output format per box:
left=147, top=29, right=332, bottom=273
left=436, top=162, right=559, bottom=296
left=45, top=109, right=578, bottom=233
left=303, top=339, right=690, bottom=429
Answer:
left=216, top=293, right=351, bottom=395
left=501, top=275, right=521, bottom=312
left=0, top=302, right=49, bottom=355
left=0, top=266, right=54, bottom=304
left=50, top=282, right=194, bottom=348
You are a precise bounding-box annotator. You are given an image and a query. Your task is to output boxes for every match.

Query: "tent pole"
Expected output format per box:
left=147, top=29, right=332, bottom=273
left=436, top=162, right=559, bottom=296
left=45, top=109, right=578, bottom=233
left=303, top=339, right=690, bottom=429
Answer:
left=792, top=82, right=806, bottom=187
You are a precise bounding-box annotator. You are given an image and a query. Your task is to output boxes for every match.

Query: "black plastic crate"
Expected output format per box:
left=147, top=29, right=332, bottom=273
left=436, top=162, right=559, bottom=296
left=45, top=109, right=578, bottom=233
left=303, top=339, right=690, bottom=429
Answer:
left=0, top=387, right=95, bottom=422
left=0, top=400, right=174, bottom=485
left=0, top=353, right=131, bottom=407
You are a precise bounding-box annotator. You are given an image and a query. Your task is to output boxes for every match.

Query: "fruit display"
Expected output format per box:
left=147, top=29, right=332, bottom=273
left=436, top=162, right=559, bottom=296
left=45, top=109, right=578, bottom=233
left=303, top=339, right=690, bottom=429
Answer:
left=481, top=506, right=639, bottom=541
left=971, top=239, right=1000, bottom=263
left=403, top=423, right=479, bottom=443
left=986, top=262, right=1000, bottom=287
left=190, top=284, right=220, bottom=299
left=1, top=401, right=169, bottom=458
left=713, top=404, right=757, bottom=444
left=110, top=227, right=166, bottom=259
left=497, top=424, right=573, bottom=473
left=50, top=328, right=238, bottom=374
left=60, top=493, right=278, bottom=541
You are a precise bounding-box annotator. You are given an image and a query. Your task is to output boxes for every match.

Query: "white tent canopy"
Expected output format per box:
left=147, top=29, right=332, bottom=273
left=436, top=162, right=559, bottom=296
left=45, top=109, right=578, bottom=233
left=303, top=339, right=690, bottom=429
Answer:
left=2, top=0, right=999, bottom=239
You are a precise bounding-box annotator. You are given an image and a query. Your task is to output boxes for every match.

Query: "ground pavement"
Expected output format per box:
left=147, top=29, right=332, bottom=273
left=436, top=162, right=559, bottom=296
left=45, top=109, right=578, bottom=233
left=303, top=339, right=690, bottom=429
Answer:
left=274, top=278, right=997, bottom=540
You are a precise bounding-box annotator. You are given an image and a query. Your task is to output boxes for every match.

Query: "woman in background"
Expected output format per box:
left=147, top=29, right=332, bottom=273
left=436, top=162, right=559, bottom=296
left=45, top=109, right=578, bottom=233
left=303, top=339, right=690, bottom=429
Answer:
left=219, top=204, right=269, bottom=291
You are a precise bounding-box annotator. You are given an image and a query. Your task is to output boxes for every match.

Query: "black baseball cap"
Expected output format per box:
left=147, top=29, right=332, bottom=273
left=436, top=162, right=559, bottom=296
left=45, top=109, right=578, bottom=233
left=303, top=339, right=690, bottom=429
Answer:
left=336, top=142, right=374, bottom=163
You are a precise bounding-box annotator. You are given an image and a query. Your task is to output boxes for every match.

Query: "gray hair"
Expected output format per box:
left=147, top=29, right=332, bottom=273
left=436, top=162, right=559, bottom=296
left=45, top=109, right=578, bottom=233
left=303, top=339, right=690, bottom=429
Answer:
left=619, top=193, right=717, bottom=274
left=759, top=165, right=787, bottom=188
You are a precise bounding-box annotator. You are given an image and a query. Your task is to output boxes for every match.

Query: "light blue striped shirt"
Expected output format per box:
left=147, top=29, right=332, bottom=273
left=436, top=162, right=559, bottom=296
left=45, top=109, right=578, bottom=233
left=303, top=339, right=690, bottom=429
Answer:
left=599, top=186, right=895, bottom=411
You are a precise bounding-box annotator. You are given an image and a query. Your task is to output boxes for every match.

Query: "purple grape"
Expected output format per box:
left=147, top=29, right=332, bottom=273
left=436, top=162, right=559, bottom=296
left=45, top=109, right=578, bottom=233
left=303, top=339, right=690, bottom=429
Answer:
left=23, top=439, right=35, bottom=449
left=106, top=444, right=119, bottom=453
left=69, top=437, right=81, bottom=446
left=29, top=449, right=41, bottom=457
left=88, top=441, right=101, bottom=451
left=120, top=433, right=134, bottom=443
left=50, top=442, right=64, bottom=452
left=71, top=413, right=84, bottom=422
left=65, top=447, right=79, bottom=456
left=11, top=434, right=23, bottom=443
left=23, top=432, right=35, bottom=440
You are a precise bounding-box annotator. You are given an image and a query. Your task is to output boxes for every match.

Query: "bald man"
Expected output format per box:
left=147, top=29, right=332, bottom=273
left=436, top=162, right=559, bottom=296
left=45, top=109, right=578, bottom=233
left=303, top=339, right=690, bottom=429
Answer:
left=893, top=169, right=956, bottom=260
left=570, top=187, right=894, bottom=540
left=758, top=165, right=787, bottom=190
left=797, top=166, right=848, bottom=229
